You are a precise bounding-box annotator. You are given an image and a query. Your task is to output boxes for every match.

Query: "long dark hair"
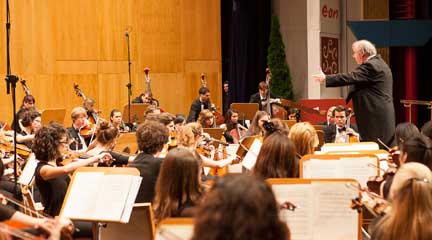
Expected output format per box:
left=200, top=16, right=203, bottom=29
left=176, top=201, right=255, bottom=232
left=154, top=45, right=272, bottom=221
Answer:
left=153, top=148, right=203, bottom=224
left=253, top=132, right=297, bottom=178
left=192, top=174, right=290, bottom=240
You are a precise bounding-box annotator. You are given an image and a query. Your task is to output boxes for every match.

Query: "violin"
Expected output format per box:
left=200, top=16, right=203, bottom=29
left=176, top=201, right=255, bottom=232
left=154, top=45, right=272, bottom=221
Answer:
left=57, top=149, right=93, bottom=166
left=79, top=122, right=96, bottom=139
left=347, top=183, right=391, bottom=217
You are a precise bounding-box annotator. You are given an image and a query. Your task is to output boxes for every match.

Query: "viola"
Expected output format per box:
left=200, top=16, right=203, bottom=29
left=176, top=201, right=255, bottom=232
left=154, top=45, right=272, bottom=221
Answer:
left=79, top=122, right=96, bottom=138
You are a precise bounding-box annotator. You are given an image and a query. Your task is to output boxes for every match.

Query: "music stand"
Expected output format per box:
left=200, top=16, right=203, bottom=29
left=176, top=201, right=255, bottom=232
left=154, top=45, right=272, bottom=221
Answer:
left=41, top=108, right=66, bottom=125
left=122, top=103, right=149, bottom=124
left=203, top=128, right=224, bottom=147
left=230, top=103, right=259, bottom=121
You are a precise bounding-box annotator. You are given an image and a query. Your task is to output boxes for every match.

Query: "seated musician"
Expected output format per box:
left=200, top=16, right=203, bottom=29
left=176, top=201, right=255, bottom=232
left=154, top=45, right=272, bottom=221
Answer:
left=316, top=106, right=336, bottom=126
left=191, top=174, right=291, bottom=240
left=186, top=87, right=211, bottom=123
left=32, top=123, right=111, bottom=237
left=370, top=162, right=432, bottom=239
left=421, top=120, right=432, bottom=140
left=132, top=91, right=159, bottom=106
left=178, top=123, right=234, bottom=169
left=197, top=109, right=216, bottom=128
left=128, top=121, right=169, bottom=203
left=323, top=105, right=359, bottom=143
left=249, top=81, right=280, bottom=111
left=68, top=107, right=93, bottom=151
left=11, top=95, right=36, bottom=132
left=224, top=109, right=247, bottom=143
left=109, top=109, right=129, bottom=132
left=245, top=111, right=270, bottom=137
left=288, top=122, right=319, bottom=164
left=16, top=110, right=42, bottom=149
left=153, top=148, right=204, bottom=224
left=85, top=120, right=135, bottom=166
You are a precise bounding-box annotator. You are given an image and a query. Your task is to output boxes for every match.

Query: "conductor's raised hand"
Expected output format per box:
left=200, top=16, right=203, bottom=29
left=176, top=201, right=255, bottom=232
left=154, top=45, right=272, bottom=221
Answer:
left=312, top=68, right=326, bottom=84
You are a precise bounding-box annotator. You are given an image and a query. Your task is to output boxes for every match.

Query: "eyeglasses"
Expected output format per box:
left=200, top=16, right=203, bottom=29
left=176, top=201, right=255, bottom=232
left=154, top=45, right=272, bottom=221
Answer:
left=59, top=139, right=72, bottom=145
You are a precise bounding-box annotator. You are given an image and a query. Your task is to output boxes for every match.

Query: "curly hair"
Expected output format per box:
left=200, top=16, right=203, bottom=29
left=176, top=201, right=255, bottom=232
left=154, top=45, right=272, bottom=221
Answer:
left=192, top=174, right=290, bottom=240
left=253, top=132, right=297, bottom=178
left=178, top=123, right=202, bottom=148
left=21, top=110, right=41, bottom=127
left=136, top=121, right=169, bottom=154
left=95, top=120, right=119, bottom=145
left=153, top=148, right=203, bottom=224
left=32, top=123, right=68, bottom=162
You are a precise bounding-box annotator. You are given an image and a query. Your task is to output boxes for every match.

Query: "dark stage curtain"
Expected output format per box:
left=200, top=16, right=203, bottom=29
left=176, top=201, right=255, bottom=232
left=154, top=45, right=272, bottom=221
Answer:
left=221, top=0, right=271, bottom=104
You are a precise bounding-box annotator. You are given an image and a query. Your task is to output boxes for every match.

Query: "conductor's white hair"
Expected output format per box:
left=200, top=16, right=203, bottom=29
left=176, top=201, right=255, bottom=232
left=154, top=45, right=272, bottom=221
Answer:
left=353, top=40, right=377, bottom=56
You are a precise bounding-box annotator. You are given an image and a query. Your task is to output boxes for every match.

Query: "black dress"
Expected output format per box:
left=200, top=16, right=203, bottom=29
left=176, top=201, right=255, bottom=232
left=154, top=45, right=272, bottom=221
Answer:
left=34, top=162, right=70, bottom=217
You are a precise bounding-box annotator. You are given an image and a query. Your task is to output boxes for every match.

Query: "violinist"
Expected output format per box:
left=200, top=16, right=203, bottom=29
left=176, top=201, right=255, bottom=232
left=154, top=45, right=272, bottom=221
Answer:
left=197, top=109, right=216, bottom=128
left=32, top=123, right=111, bottom=238
left=67, top=107, right=93, bottom=151
left=16, top=110, right=42, bottom=149
left=386, top=122, right=419, bottom=167
left=288, top=122, right=319, bottom=165
left=129, top=121, right=169, bottom=203
left=245, top=111, right=270, bottom=137
left=186, top=87, right=211, bottom=123
left=109, top=109, right=129, bottom=132
left=370, top=162, right=432, bottom=240
left=85, top=120, right=135, bottom=166
left=11, top=95, right=37, bottom=132
left=323, top=105, right=359, bottom=143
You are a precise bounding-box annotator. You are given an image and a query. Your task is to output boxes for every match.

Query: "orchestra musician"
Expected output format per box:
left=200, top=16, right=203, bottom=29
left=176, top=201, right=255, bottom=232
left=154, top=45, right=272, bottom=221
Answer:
left=288, top=122, right=319, bottom=164
left=245, top=111, right=270, bottom=137
left=67, top=107, right=93, bottom=151
left=370, top=162, right=432, bottom=240
left=222, top=81, right=230, bottom=115
left=16, top=110, right=42, bottom=149
left=132, top=91, right=159, bottom=106
left=153, top=148, right=204, bottom=224
left=109, top=109, right=129, bottom=132
left=313, top=40, right=396, bottom=147
left=316, top=106, right=336, bottom=126
left=323, top=105, right=359, bottom=143
left=32, top=123, right=111, bottom=237
left=191, top=174, right=291, bottom=240
left=187, top=87, right=211, bottom=123
left=11, top=95, right=37, bottom=132
left=421, top=120, right=432, bottom=141
left=249, top=81, right=280, bottom=112
left=253, top=122, right=297, bottom=178
left=82, top=98, right=99, bottom=124
left=223, top=109, right=245, bottom=144
left=197, top=109, right=216, bottom=128
left=129, top=121, right=169, bottom=203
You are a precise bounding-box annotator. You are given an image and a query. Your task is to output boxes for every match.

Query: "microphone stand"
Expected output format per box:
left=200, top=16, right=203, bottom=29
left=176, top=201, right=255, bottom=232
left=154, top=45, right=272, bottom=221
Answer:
left=125, top=31, right=132, bottom=125
left=4, top=0, right=20, bottom=198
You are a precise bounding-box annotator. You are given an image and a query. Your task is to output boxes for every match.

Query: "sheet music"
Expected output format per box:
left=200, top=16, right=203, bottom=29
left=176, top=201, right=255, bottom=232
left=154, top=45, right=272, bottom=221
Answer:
left=155, top=225, right=194, bottom=240
left=242, top=139, right=262, bottom=170
left=120, top=176, right=142, bottom=223
left=18, top=154, right=39, bottom=185
left=61, top=172, right=104, bottom=219
left=312, top=182, right=358, bottom=240
left=303, top=159, right=339, bottom=178
left=340, top=157, right=377, bottom=186
left=272, top=184, right=314, bottom=240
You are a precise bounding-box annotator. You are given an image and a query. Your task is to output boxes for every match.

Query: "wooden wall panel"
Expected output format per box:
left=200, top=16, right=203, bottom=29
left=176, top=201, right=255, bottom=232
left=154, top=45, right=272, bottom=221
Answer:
left=0, top=0, right=221, bottom=126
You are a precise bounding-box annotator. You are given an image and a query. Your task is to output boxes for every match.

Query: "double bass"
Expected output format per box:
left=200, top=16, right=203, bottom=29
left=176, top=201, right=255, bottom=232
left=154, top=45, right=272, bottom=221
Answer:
left=73, top=83, right=98, bottom=139
left=200, top=73, right=225, bottom=125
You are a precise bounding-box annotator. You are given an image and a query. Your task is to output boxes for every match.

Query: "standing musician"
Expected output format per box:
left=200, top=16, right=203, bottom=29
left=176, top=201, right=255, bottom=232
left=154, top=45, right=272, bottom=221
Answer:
left=16, top=110, right=42, bottom=149
left=32, top=123, right=111, bottom=238
left=323, top=105, right=359, bottom=143
left=132, top=91, right=159, bottom=106
left=68, top=107, right=94, bottom=151
left=249, top=81, right=280, bottom=112
left=187, top=87, right=211, bottom=123
left=11, top=95, right=37, bottom=132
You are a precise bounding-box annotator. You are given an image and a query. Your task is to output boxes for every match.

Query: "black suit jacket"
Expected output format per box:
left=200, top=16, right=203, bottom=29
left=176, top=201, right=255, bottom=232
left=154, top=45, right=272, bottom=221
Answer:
left=326, top=55, right=395, bottom=146
left=67, top=127, right=89, bottom=151
left=323, top=124, right=359, bottom=143
left=187, top=99, right=211, bottom=123
left=249, top=92, right=278, bottom=111
left=129, top=153, right=163, bottom=203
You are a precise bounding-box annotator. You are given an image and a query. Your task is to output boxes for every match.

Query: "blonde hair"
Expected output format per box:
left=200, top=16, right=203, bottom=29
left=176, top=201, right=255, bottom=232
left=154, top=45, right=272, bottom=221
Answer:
left=71, top=106, right=87, bottom=121
left=288, top=122, right=318, bottom=156
left=197, top=109, right=214, bottom=128
left=372, top=162, right=432, bottom=240
left=178, top=123, right=202, bottom=148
